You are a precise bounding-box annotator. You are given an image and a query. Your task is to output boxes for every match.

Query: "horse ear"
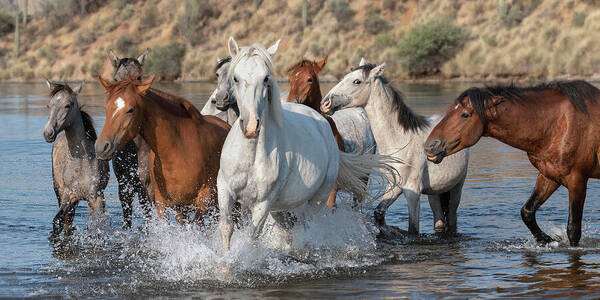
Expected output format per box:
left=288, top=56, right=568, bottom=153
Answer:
left=136, top=76, right=155, bottom=95
left=368, top=63, right=386, bottom=80
left=98, top=75, right=112, bottom=91
left=267, top=39, right=281, bottom=57
left=108, top=50, right=119, bottom=68
left=45, top=79, right=57, bottom=90
left=137, top=48, right=150, bottom=65
left=228, top=36, right=240, bottom=58
left=316, top=55, right=328, bottom=71
left=72, top=81, right=85, bottom=95
left=359, top=57, right=368, bottom=67
left=216, top=56, right=221, bottom=63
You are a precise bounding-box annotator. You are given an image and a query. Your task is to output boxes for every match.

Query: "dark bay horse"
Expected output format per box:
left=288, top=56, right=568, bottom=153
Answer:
left=108, top=49, right=152, bottom=227
left=286, top=56, right=345, bottom=209
left=43, top=81, right=109, bottom=237
left=425, top=80, right=600, bottom=246
left=95, top=76, right=230, bottom=223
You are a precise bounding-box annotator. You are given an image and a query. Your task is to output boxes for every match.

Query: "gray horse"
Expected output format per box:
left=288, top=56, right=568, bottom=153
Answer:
left=107, top=49, right=153, bottom=227
left=200, top=56, right=239, bottom=125
left=43, top=81, right=109, bottom=238
left=322, top=59, right=469, bottom=235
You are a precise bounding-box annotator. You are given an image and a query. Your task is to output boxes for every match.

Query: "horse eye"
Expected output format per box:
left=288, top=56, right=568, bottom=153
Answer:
left=64, top=104, right=71, bottom=109
left=461, top=112, right=470, bottom=118
left=263, top=76, right=269, bottom=83
left=137, top=76, right=142, bottom=81
left=353, top=79, right=362, bottom=85
left=215, top=73, right=219, bottom=78
left=307, top=78, right=313, bottom=83
left=127, top=108, right=134, bottom=114
left=233, top=76, right=238, bottom=83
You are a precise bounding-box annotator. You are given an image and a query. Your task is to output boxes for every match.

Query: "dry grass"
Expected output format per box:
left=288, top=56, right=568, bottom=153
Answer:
left=0, top=0, right=599, bottom=81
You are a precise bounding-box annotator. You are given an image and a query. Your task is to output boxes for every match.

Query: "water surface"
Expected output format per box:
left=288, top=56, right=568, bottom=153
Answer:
left=1, top=82, right=599, bottom=298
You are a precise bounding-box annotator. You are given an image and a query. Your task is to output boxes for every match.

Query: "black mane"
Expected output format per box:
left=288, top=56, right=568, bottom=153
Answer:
left=379, top=77, right=430, bottom=132
left=351, top=63, right=377, bottom=77
left=215, top=56, right=232, bottom=72
left=49, top=83, right=72, bottom=97
left=457, top=80, right=600, bottom=122
left=80, top=109, right=97, bottom=141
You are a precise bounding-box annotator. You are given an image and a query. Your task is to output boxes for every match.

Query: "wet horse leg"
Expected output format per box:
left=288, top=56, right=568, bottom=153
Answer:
left=326, top=183, right=338, bottom=213
left=520, top=173, right=559, bottom=244
left=445, top=178, right=465, bottom=234
left=193, top=188, right=215, bottom=225
left=374, top=184, right=403, bottom=227
left=51, top=194, right=79, bottom=238
left=427, top=194, right=445, bottom=233
left=218, top=174, right=235, bottom=253
left=566, top=174, right=588, bottom=246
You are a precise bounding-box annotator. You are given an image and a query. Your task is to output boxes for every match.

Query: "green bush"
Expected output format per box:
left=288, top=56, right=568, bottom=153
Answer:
left=0, top=11, right=14, bottom=36
left=363, top=9, right=389, bottom=34
left=146, top=42, right=186, bottom=80
left=397, top=19, right=466, bottom=76
left=139, top=3, right=159, bottom=30
left=177, top=0, right=220, bottom=46
left=484, top=36, right=497, bottom=47
left=328, top=0, right=355, bottom=23
left=76, top=28, right=96, bottom=45
left=374, top=33, right=395, bottom=49
left=572, top=12, right=586, bottom=27
left=115, top=36, right=137, bottom=56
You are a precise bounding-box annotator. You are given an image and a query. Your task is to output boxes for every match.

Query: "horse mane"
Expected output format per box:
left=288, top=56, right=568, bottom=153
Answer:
left=355, top=62, right=429, bottom=132
left=376, top=77, right=429, bottom=132
left=287, top=59, right=318, bottom=75
left=215, top=56, right=232, bottom=72
left=457, top=80, right=600, bottom=121
left=147, top=88, right=202, bottom=119
left=228, top=44, right=283, bottom=127
left=49, top=83, right=72, bottom=97
left=79, top=109, right=97, bottom=141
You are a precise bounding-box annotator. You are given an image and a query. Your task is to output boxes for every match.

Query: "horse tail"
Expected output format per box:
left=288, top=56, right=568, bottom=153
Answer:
left=336, top=151, right=402, bottom=204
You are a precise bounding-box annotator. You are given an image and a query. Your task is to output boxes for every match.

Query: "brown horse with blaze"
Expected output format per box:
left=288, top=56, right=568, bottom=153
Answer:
left=424, top=80, right=600, bottom=246
left=95, top=76, right=230, bottom=223
left=286, top=56, right=346, bottom=210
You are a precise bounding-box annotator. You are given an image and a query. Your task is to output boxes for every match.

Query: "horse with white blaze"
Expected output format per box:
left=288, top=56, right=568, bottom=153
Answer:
left=217, top=38, right=401, bottom=253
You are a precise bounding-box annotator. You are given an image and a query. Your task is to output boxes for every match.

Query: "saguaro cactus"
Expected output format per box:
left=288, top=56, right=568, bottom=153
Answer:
left=23, top=0, right=28, bottom=25
left=14, top=11, right=19, bottom=57
left=302, top=0, right=308, bottom=27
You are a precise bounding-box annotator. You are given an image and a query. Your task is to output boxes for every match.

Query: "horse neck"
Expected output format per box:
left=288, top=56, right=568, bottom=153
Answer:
left=138, top=92, right=204, bottom=160
left=364, top=83, right=423, bottom=150
left=484, top=98, right=553, bottom=154
left=64, top=108, right=91, bottom=158
left=306, top=79, right=323, bottom=112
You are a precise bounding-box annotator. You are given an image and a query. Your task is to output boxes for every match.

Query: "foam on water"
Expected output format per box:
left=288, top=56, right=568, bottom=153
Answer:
left=41, top=202, right=385, bottom=295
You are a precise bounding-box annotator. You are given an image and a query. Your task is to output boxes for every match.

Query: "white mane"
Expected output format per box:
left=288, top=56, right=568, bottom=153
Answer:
left=228, top=44, right=283, bottom=127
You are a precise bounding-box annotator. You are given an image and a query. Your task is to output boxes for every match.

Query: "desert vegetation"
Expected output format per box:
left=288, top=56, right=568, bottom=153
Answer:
left=0, top=0, right=598, bottom=81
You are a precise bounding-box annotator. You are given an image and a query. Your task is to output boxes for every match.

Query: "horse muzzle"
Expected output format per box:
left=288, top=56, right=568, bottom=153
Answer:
left=424, top=138, right=447, bottom=164
left=43, top=127, right=56, bottom=143
left=95, top=139, right=116, bottom=160
left=241, top=118, right=260, bottom=139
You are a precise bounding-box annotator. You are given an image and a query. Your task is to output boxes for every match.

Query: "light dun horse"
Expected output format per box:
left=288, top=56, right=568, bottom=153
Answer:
left=43, top=81, right=109, bottom=238
left=425, top=81, right=600, bottom=246
left=322, top=59, right=469, bottom=235
left=95, top=77, right=230, bottom=223
left=107, top=49, right=153, bottom=227
left=217, top=38, right=400, bottom=253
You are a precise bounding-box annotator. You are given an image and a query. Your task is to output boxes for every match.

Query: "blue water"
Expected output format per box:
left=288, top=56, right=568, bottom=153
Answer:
left=1, top=82, right=599, bottom=298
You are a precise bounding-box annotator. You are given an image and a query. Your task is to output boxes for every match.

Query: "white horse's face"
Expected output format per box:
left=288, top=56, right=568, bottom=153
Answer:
left=321, top=58, right=385, bottom=115
left=212, top=57, right=234, bottom=111
left=228, top=37, right=280, bottom=139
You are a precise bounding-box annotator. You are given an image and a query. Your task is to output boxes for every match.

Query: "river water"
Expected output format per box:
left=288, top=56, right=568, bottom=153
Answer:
left=1, top=82, right=599, bottom=298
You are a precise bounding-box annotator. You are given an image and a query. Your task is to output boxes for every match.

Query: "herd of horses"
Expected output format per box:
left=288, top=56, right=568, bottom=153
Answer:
left=42, top=37, right=600, bottom=250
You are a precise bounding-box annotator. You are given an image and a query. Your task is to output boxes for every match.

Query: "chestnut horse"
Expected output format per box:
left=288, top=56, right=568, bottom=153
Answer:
left=425, top=80, right=600, bottom=246
left=95, top=77, right=230, bottom=223
left=286, top=56, right=345, bottom=209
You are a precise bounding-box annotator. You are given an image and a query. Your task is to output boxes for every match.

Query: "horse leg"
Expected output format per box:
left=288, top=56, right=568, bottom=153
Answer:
left=427, top=194, right=445, bottom=233
left=51, top=195, right=78, bottom=238
left=326, top=183, right=338, bottom=213
left=175, top=208, right=189, bottom=225
left=520, top=173, right=559, bottom=244
left=374, top=185, right=402, bottom=227
left=405, top=190, right=422, bottom=234
left=88, top=192, right=106, bottom=218
left=445, top=178, right=465, bottom=234
left=250, top=200, right=271, bottom=240
left=117, top=180, right=134, bottom=228
left=218, top=174, right=234, bottom=253
left=193, top=187, right=215, bottom=225
left=566, top=174, right=588, bottom=247
left=64, top=204, right=76, bottom=236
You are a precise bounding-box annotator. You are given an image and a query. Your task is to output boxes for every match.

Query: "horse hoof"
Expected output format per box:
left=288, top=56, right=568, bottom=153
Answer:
left=434, top=220, right=445, bottom=233
left=536, top=234, right=555, bottom=245
left=377, top=224, right=409, bottom=240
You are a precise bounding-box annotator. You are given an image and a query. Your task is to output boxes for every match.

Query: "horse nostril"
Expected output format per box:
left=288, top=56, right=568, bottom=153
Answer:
left=101, top=141, right=112, bottom=153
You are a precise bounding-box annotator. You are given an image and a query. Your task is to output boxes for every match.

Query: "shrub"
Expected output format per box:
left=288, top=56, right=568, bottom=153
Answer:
left=374, top=33, right=395, bottom=49
left=544, top=27, right=559, bottom=43
left=120, top=4, right=134, bottom=21
left=26, top=56, right=37, bottom=68
left=146, top=42, right=186, bottom=80
left=328, top=0, right=355, bottom=23
left=177, top=0, right=220, bottom=46
left=76, top=28, right=96, bottom=45
left=397, top=19, right=466, bottom=76
left=115, top=36, right=137, bottom=56
left=484, top=36, right=497, bottom=47
left=363, top=9, right=389, bottom=34
left=39, top=45, right=59, bottom=65
left=139, top=3, right=159, bottom=30
left=382, top=0, right=395, bottom=10
left=0, top=11, right=14, bottom=36
left=572, top=12, right=586, bottom=27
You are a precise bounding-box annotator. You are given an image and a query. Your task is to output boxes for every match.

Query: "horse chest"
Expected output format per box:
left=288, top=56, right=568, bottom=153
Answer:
left=53, top=152, right=101, bottom=197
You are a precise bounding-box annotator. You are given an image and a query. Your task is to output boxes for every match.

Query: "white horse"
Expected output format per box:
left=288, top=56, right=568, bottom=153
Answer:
left=217, top=39, right=400, bottom=252
left=321, top=58, right=469, bottom=235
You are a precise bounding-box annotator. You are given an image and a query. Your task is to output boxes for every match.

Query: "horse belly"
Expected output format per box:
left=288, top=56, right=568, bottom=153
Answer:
left=331, top=108, right=376, bottom=154
left=273, top=158, right=328, bottom=211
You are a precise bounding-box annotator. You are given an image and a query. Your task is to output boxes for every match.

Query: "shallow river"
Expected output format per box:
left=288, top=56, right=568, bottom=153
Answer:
left=1, top=82, right=599, bottom=298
